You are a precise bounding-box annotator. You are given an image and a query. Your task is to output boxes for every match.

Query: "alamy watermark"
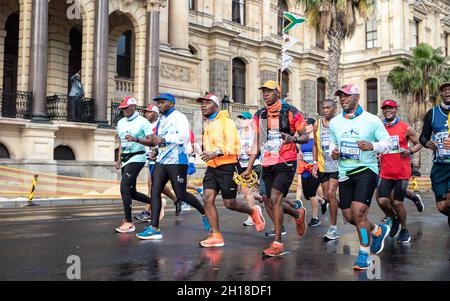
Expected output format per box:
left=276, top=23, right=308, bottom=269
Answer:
left=66, top=0, right=81, bottom=20
left=367, top=255, right=381, bottom=280
left=66, top=255, right=81, bottom=280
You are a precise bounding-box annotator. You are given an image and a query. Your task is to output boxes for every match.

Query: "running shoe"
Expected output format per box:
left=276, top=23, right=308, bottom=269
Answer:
left=294, top=199, right=303, bottom=209
left=381, top=216, right=389, bottom=223
left=134, top=210, right=151, bottom=222
left=136, top=226, right=163, bottom=240
left=323, top=227, right=340, bottom=240
left=199, top=233, right=225, bottom=248
left=397, top=229, right=411, bottom=244
left=251, top=205, right=265, bottom=232
left=308, top=217, right=321, bottom=227
left=202, top=215, right=211, bottom=232
left=115, top=220, right=136, bottom=233
left=389, top=216, right=401, bottom=237
left=411, top=194, right=424, bottom=212
left=175, top=200, right=182, bottom=216
left=264, top=226, right=287, bottom=237
left=370, top=224, right=390, bottom=254
left=353, top=250, right=373, bottom=271
left=181, top=202, right=191, bottom=211
left=243, top=216, right=255, bottom=226
left=295, top=207, right=307, bottom=235
left=384, top=217, right=393, bottom=228
left=262, top=241, right=284, bottom=258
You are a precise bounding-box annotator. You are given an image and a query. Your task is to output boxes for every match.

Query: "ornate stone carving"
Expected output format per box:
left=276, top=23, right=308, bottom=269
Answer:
left=145, top=0, right=167, bottom=11
left=161, top=63, right=193, bottom=82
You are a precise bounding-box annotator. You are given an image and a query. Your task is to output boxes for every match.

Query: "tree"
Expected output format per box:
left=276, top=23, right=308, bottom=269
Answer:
left=297, top=0, right=373, bottom=97
left=387, top=43, right=450, bottom=126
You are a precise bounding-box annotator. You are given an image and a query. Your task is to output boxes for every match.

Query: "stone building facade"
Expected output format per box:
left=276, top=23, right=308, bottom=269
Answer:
left=0, top=0, right=449, bottom=178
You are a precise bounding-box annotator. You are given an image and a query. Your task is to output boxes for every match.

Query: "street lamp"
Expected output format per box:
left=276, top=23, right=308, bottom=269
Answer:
left=222, top=94, right=230, bottom=112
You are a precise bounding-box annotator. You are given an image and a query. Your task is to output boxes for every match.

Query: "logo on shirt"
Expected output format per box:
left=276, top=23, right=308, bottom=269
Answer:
left=342, top=128, right=360, bottom=137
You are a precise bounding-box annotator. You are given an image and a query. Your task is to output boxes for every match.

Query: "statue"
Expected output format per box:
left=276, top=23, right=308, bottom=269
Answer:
left=68, top=70, right=84, bottom=122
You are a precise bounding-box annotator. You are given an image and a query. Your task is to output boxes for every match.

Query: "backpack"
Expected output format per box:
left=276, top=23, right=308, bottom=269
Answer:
left=254, top=103, right=297, bottom=136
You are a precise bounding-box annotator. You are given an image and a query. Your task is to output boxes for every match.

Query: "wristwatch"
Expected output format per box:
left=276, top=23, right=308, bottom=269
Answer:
left=215, top=149, right=224, bottom=157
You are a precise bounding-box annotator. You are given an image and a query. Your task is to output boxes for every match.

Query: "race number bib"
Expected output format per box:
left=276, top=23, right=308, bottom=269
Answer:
left=432, top=131, right=450, bottom=162
left=303, top=152, right=314, bottom=164
left=263, top=130, right=283, bottom=154
left=387, top=136, right=400, bottom=154
left=340, top=140, right=361, bottom=163
left=321, top=132, right=331, bottom=152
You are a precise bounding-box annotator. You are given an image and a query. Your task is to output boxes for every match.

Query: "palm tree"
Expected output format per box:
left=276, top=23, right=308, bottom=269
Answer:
left=297, top=0, right=373, bottom=97
left=387, top=43, right=450, bottom=126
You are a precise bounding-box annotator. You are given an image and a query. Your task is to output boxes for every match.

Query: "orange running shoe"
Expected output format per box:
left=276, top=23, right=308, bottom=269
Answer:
left=251, top=205, right=265, bottom=232
left=295, top=207, right=307, bottom=236
left=199, top=232, right=225, bottom=248
left=262, top=241, right=284, bottom=257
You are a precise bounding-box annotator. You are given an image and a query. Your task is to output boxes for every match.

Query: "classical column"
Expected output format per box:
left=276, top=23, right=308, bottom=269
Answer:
left=145, top=0, right=166, bottom=103
left=29, top=0, right=49, bottom=122
left=93, top=0, right=109, bottom=126
left=169, top=0, right=190, bottom=55
left=213, top=0, right=223, bottom=25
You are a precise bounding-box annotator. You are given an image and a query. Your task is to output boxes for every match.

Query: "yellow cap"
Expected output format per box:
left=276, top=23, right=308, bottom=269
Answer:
left=259, top=80, right=281, bottom=93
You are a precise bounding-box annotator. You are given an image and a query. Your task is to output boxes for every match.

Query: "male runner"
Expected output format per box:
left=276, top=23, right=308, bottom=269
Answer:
left=329, top=84, right=393, bottom=270
left=377, top=99, right=422, bottom=243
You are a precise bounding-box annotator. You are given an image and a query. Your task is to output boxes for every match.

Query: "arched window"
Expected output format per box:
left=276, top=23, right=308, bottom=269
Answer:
left=278, top=0, right=289, bottom=36
left=232, top=58, right=246, bottom=104
left=317, top=78, right=326, bottom=115
left=366, top=78, right=378, bottom=115
left=232, top=0, right=245, bottom=25
left=0, top=143, right=10, bottom=159
left=116, top=30, right=132, bottom=78
left=280, top=70, right=289, bottom=99
left=54, top=146, right=76, bottom=161
left=2, top=13, right=19, bottom=118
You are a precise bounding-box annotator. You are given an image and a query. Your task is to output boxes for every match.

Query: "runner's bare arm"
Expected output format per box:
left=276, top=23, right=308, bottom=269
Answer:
left=115, top=135, right=121, bottom=170
left=406, top=126, right=423, bottom=155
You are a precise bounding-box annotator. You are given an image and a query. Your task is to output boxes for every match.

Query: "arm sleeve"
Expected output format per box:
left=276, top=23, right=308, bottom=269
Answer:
left=163, top=114, right=190, bottom=145
left=419, top=109, right=433, bottom=147
left=372, top=118, right=393, bottom=153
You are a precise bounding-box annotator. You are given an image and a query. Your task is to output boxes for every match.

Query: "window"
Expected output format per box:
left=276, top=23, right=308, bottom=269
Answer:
left=316, top=27, right=325, bottom=49
left=116, top=30, right=132, bottom=78
left=317, top=78, right=326, bottom=115
left=445, top=33, right=449, bottom=57
left=279, top=70, right=289, bottom=99
left=366, top=18, right=377, bottom=49
left=232, top=0, right=245, bottom=25
left=277, top=0, right=289, bottom=36
left=411, top=19, right=419, bottom=48
left=54, top=146, right=76, bottom=161
left=232, top=58, right=246, bottom=104
left=366, top=79, right=378, bottom=115
left=189, top=0, right=196, bottom=11
left=189, top=45, right=197, bottom=56
left=0, top=143, right=10, bottom=159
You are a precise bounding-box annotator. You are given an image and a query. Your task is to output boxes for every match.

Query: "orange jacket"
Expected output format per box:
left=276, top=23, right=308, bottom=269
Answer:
left=202, top=110, right=240, bottom=168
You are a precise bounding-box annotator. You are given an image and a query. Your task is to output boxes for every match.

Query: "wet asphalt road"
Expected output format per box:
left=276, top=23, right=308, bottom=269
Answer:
left=0, top=193, right=449, bottom=281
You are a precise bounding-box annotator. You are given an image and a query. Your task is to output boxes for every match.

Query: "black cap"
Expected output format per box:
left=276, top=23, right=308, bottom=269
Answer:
left=306, top=118, right=315, bottom=125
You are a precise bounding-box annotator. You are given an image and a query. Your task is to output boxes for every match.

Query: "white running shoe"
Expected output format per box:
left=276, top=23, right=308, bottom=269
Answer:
left=243, top=215, right=255, bottom=226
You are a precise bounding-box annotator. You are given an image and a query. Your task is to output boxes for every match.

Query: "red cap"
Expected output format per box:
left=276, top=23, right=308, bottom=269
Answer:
left=334, top=84, right=360, bottom=96
left=118, top=96, right=137, bottom=109
left=381, top=99, right=398, bottom=109
left=196, top=93, right=221, bottom=107
left=142, top=104, right=159, bottom=113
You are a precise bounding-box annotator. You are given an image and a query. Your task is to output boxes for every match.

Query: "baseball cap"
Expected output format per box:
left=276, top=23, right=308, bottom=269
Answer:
left=258, top=80, right=281, bottom=93
left=142, top=104, right=159, bottom=113
left=381, top=99, right=398, bottom=109
left=439, top=81, right=450, bottom=90
left=118, top=96, right=137, bottom=109
left=196, top=93, right=221, bottom=107
left=334, top=84, right=360, bottom=96
left=238, top=111, right=253, bottom=119
left=306, top=117, right=315, bottom=125
left=153, top=93, right=175, bottom=103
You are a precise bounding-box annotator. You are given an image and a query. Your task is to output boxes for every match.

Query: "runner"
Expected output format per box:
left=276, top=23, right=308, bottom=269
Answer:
left=242, top=80, right=308, bottom=257
left=196, top=93, right=265, bottom=248
left=183, top=130, right=204, bottom=212
left=419, top=82, right=450, bottom=228
left=136, top=93, right=210, bottom=240
left=114, top=96, right=153, bottom=233
left=134, top=104, right=176, bottom=222
left=329, top=84, right=393, bottom=270
left=377, top=99, right=423, bottom=243
left=298, top=118, right=321, bottom=227
left=236, top=111, right=264, bottom=227
left=312, top=99, right=340, bottom=240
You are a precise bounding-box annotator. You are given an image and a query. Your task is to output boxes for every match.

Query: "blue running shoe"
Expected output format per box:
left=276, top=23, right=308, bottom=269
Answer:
left=202, top=215, right=211, bottom=232
left=370, top=224, right=390, bottom=254
left=136, top=226, right=163, bottom=240
left=353, top=250, right=373, bottom=271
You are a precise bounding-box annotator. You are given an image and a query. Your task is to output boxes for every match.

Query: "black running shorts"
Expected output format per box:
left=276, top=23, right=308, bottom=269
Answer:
left=203, top=164, right=238, bottom=199
left=338, top=168, right=378, bottom=210
left=377, top=178, right=409, bottom=202
left=301, top=175, right=320, bottom=200
left=317, top=171, right=339, bottom=184
left=261, top=161, right=297, bottom=197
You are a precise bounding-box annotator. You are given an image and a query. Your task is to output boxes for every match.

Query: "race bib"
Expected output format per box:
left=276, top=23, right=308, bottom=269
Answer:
left=387, top=136, right=400, bottom=154
left=303, top=152, right=314, bottom=164
left=263, top=130, right=283, bottom=154
left=121, top=138, right=132, bottom=152
left=437, top=143, right=450, bottom=161
left=321, top=132, right=330, bottom=151
left=340, top=140, right=361, bottom=163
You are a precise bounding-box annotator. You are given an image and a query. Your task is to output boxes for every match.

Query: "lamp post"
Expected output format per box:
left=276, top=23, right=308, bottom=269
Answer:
left=222, top=94, right=230, bottom=112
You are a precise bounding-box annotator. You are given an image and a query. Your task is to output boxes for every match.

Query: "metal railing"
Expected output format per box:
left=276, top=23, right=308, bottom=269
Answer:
left=110, top=101, right=146, bottom=128
left=0, top=89, right=32, bottom=119
left=47, top=94, right=95, bottom=123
